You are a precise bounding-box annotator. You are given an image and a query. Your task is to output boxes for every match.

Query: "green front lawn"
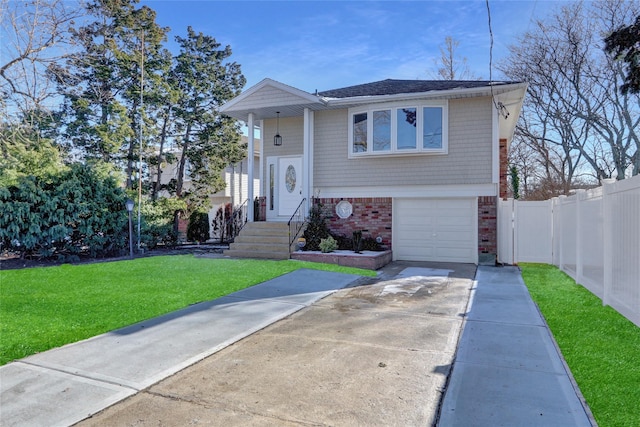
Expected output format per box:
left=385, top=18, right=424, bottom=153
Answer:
left=0, top=256, right=375, bottom=365
left=520, top=263, right=640, bottom=427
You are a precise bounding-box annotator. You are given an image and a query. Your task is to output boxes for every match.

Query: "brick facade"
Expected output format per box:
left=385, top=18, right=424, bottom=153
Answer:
left=477, top=196, right=497, bottom=254
left=316, top=193, right=501, bottom=258
left=316, top=197, right=393, bottom=248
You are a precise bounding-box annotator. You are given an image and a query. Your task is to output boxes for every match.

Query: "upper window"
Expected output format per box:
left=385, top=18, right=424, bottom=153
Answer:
left=349, top=101, right=447, bottom=157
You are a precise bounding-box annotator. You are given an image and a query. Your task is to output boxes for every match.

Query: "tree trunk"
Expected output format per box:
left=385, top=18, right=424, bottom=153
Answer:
left=152, top=107, right=171, bottom=201
left=176, top=122, right=191, bottom=197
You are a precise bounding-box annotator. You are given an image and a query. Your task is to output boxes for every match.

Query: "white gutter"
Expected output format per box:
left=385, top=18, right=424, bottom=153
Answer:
left=322, top=82, right=528, bottom=107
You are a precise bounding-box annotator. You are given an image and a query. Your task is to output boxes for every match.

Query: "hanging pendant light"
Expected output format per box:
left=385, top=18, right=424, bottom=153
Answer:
left=274, top=111, right=282, bottom=146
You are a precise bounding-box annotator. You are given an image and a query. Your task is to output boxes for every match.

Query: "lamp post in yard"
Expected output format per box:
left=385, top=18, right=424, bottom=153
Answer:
left=125, top=198, right=135, bottom=258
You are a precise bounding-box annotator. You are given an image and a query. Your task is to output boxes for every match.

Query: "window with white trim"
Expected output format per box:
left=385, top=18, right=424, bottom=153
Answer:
left=348, top=101, right=448, bottom=157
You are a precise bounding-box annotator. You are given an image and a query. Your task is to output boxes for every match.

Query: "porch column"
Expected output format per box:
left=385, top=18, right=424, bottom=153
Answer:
left=303, top=108, right=314, bottom=214
left=247, top=112, right=255, bottom=222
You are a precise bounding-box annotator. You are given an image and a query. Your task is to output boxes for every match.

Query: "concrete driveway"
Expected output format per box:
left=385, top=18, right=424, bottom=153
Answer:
left=75, top=261, right=475, bottom=426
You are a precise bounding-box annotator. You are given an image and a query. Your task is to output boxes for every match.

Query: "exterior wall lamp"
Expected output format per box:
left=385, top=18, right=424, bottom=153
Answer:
left=274, top=111, right=282, bottom=146
left=125, top=198, right=135, bottom=258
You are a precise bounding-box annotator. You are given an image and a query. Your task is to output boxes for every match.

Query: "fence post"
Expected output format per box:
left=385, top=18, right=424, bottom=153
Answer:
left=551, top=197, right=558, bottom=266
left=557, top=195, right=567, bottom=270
left=509, top=198, right=515, bottom=265
left=497, top=198, right=513, bottom=265
left=602, top=179, right=616, bottom=307
left=575, top=189, right=586, bottom=286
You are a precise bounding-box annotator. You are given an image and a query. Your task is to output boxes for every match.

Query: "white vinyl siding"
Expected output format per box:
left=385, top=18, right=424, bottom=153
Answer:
left=313, top=97, right=493, bottom=188
left=231, top=85, right=311, bottom=111
left=393, top=198, right=477, bottom=263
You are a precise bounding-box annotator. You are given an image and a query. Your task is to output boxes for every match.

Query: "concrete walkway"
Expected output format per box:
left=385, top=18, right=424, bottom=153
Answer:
left=438, top=266, right=594, bottom=426
left=0, top=269, right=362, bottom=427
left=1, top=263, right=594, bottom=426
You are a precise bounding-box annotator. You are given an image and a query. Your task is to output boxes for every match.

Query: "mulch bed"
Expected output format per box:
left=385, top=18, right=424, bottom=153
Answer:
left=0, top=244, right=227, bottom=271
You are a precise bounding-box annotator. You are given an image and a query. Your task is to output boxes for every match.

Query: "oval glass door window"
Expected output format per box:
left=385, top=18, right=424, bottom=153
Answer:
left=285, top=164, right=296, bottom=193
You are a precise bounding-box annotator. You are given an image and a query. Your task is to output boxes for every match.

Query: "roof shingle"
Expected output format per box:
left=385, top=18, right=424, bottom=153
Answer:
left=318, top=79, right=519, bottom=99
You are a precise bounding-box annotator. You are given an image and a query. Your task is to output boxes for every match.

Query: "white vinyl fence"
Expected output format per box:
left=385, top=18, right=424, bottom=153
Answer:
left=498, top=175, right=640, bottom=327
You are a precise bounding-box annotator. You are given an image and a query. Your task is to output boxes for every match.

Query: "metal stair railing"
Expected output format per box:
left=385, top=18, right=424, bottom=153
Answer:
left=287, top=198, right=307, bottom=248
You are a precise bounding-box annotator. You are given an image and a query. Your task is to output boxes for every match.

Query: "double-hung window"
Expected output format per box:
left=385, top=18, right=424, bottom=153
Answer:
left=348, top=101, right=448, bottom=157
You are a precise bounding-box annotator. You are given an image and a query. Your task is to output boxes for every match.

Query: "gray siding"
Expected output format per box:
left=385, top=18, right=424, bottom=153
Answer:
left=313, top=97, right=493, bottom=187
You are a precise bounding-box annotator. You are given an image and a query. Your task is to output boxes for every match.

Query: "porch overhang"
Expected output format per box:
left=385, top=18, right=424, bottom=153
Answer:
left=220, top=78, right=328, bottom=121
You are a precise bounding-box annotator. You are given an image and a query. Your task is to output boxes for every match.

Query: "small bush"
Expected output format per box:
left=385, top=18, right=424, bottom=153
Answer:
left=187, top=211, right=210, bottom=243
left=303, top=200, right=330, bottom=251
left=329, top=233, right=384, bottom=252
left=139, top=197, right=184, bottom=249
left=361, top=237, right=384, bottom=251
left=352, top=230, right=363, bottom=253
left=331, top=233, right=352, bottom=250
left=212, top=203, right=233, bottom=243
left=319, top=235, right=338, bottom=253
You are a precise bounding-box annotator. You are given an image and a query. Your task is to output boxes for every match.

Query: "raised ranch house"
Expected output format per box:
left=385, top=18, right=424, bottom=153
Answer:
left=220, top=78, right=527, bottom=264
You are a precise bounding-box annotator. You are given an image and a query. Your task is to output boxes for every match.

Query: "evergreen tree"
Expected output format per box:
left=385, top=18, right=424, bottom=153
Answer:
left=57, top=0, right=171, bottom=186
left=170, top=26, right=246, bottom=211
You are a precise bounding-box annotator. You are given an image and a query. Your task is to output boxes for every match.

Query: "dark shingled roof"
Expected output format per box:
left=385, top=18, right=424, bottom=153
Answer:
left=318, top=79, right=517, bottom=98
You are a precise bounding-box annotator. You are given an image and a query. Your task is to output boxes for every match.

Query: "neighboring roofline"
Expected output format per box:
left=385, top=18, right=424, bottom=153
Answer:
left=220, top=78, right=326, bottom=114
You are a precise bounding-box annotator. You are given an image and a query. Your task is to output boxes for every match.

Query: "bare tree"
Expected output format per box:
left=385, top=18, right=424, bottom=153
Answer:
left=1, top=0, right=82, bottom=116
left=430, top=36, right=478, bottom=80
left=500, top=0, right=640, bottom=186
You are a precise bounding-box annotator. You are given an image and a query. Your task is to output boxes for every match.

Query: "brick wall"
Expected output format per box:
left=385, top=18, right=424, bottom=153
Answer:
left=478, top=196, right=497, bottom=254
left=314, top=195, right=498, bottom=258
left=316, top=197, right=393, bottom=248
left=176, top=215, right=188, bottom=243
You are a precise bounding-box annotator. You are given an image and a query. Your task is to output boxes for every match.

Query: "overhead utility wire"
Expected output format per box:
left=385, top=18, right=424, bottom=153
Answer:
left=485, top=0, right=509, bottom=119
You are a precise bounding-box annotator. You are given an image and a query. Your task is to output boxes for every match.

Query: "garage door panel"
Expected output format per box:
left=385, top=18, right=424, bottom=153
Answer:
left=436, top=233, right=473, bottom=243
left=398, top=214, right=434, bottom=225
left=395, top=249, right=435, bottom=261
left=437, top=216, right=473, bottom=227
left=437, top=199, right=474, bottom=208
left=394, top=198, right=477, bottom=264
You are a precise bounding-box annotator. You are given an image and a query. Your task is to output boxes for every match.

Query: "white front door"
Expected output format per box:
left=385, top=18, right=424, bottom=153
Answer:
left=277, top=156, right=303, bottom=217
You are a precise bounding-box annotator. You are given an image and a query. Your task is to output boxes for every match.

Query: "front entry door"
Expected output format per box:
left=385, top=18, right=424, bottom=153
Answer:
left=278, top=156, right=303, bottom=216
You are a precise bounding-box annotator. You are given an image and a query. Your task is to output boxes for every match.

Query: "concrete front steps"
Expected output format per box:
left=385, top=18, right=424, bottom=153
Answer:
left=224, top=222, right=292, bottom=260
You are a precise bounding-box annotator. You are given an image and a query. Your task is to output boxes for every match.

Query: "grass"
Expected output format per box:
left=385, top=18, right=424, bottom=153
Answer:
left=519, top=263, right=640, bottom=427
left=0, top=255, right=376, bottom=366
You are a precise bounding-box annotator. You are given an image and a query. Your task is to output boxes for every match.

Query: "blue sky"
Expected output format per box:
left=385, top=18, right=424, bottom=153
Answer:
left=140, top=0, right=566, bottom=93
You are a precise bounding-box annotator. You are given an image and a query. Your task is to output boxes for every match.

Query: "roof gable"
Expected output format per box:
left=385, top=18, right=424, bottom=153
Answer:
left=221, top=78, right=325, bottom=121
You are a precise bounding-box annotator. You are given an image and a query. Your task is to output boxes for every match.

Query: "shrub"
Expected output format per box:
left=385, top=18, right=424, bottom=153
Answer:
left=329, top=232, right=384, bottom=252
left=319, top=235, right=338, bottom=253
left=0, top=164, right=127, bottom=259
left=352, top=230, right=363, bottom=253
left=187, top=211, right=210, bottom=243
left=212, top=203, right=233, bottom=243
left=331, top=233, right=352, bottom=250
left=139, top=197, right=184, bottom=249
left=303, top=200, right=330, bottom=251
left=361, top=236, right=384, bottom=251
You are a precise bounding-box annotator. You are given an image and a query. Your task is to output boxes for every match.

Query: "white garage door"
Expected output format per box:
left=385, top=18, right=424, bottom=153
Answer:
left=393, top=198, right=477, bottom=263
